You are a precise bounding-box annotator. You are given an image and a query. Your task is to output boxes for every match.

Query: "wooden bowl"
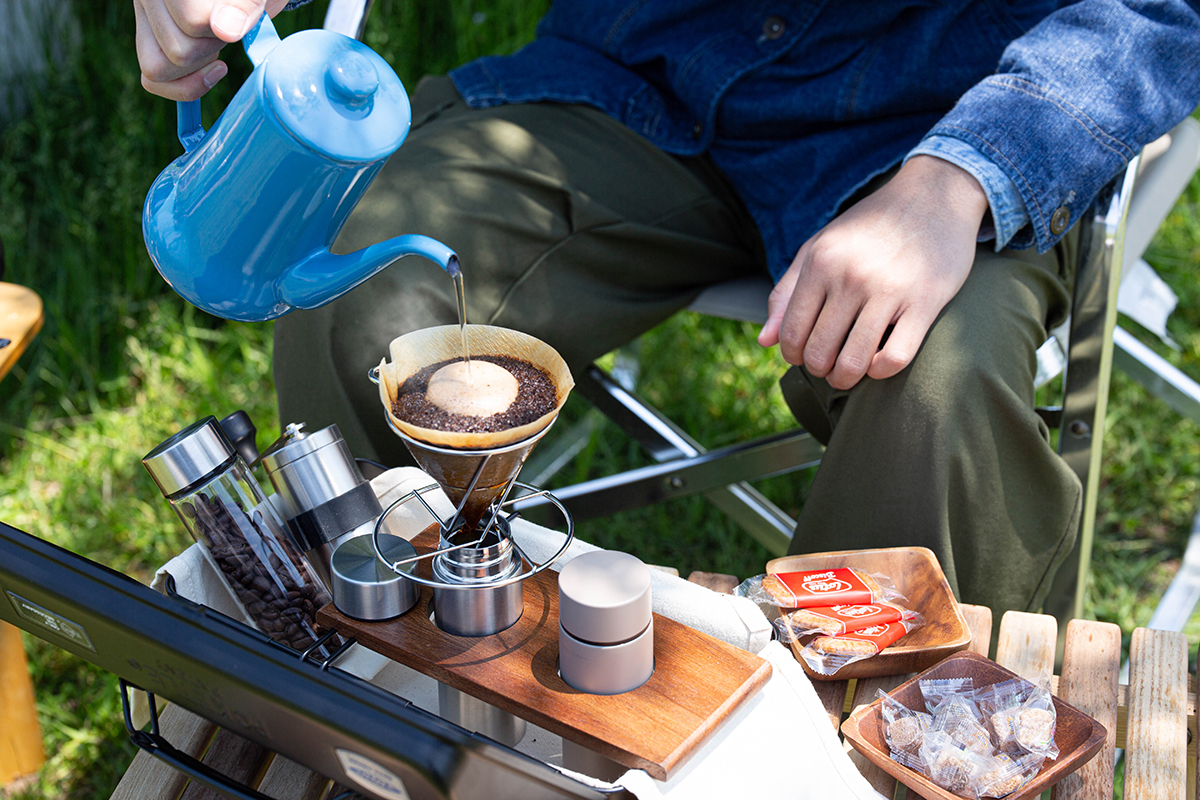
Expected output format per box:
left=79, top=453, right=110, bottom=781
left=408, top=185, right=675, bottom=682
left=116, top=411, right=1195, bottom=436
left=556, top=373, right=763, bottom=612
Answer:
left=766, top=547, right=970, bottom=680
left=841, top=651, right=1106, bottom=800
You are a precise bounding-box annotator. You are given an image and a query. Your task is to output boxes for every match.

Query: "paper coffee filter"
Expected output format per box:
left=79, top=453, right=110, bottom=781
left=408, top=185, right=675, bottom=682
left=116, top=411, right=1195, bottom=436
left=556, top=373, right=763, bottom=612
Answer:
left=377, top=324, right=574, bottom=450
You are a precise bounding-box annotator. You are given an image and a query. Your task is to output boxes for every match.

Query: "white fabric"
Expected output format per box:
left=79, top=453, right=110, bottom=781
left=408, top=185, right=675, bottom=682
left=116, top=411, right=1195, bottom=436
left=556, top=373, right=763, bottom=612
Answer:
left=152, top=467, right=883, bottom=800
left=619, top=641, right=882, bottom=799
left=1118, top=257, right=1180, bottom=349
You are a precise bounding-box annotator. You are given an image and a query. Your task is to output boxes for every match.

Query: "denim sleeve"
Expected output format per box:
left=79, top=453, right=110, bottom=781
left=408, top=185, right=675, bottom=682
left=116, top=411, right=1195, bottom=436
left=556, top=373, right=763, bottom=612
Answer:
left=924, top=0, right=1200, bottom=252
left=907, top=136, right=1031, bottom=251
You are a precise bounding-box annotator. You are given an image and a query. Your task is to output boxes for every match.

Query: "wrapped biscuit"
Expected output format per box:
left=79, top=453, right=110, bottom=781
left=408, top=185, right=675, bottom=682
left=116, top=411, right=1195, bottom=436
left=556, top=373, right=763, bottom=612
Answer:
left=978, top=675, right=1059, bottom=759
left=878, top=689, right=933, bottom=775
left=931, top=697, right=993, bottom=756
left=977, top=679, right=1028, bottom=751
left=798, top=616, right=923, bottom=674
left=774, top=601, right=923, bottom=641
left=1014, top=705, right=1057, bottom=760
left=920, top=676, right=977, bottom=715
left=738, top=567, right=903, bottom=609
left=974, top=751, right=1044, bottom=798
left=919, top=732, right=989, bottom=796
left=976, top=678, right=1030, bottom=715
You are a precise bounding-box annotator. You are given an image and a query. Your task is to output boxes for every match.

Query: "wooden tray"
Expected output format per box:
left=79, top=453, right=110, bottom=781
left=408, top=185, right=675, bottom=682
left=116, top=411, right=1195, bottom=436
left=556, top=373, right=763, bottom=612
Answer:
left=841, top=650, right=1107, bottom=800
left=767, top=547, right=970, bottom=680
left=318, top=527, right=772, bottom=780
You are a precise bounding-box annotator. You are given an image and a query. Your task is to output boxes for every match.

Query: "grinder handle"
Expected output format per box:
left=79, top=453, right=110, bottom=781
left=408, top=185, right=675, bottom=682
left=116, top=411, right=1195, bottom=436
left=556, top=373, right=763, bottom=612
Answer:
left=219, top=410, right=259, bottom=465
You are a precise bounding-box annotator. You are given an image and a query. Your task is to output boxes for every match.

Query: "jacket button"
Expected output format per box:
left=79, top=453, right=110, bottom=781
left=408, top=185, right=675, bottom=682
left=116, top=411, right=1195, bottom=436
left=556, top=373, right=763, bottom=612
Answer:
left=763, top=15, right=786, bottom=40
left=1049, top=206, right=1071, bottom=235
left=692, top=122, right=703, bottom=139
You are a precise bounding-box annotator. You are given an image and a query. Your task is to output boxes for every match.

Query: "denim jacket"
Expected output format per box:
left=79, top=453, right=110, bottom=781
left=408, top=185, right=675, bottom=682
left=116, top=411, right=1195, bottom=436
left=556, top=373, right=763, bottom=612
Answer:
left=450, top=0, right=1200, bottom=280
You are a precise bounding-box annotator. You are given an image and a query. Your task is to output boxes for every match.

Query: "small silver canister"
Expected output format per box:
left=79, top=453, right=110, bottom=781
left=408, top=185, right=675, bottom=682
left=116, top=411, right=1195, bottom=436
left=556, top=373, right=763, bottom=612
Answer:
left=261, top=423, right=384, bottom=589
left=430, top=519, right=524, bottom=637
left=330, top=533, right=419, bottom=620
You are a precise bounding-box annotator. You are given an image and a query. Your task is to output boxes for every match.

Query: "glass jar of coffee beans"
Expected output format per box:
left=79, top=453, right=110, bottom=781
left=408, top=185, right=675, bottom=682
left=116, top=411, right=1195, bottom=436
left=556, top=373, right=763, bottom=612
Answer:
left=144, top=417, right=336, bottom=656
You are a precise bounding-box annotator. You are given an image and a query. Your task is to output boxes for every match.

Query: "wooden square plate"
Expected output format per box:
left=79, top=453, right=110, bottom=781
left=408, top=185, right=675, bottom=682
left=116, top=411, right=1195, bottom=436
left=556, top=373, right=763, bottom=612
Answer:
left=766, top=547, right=970, bottom=680
left=841, top=651, right=1106, bottom=800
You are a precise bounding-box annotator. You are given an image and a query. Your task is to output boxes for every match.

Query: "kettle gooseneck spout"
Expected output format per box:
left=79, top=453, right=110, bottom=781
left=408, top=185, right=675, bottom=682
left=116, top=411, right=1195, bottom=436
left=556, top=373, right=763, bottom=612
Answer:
left=279, top=235, right=459, bottom=311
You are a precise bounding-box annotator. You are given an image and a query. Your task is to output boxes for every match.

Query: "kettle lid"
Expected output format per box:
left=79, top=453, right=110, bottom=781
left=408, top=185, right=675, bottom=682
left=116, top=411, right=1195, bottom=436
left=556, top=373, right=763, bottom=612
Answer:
left=262, top=29, right=411, bottom=163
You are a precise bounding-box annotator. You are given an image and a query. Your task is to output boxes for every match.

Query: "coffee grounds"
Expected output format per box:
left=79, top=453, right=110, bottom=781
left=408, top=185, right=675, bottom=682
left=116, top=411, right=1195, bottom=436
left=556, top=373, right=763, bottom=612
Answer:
left=393, top=355, right=556, bottom=433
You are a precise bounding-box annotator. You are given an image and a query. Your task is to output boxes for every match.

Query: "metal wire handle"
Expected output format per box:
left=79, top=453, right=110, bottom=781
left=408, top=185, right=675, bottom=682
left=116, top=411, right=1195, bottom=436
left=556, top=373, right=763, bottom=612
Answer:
left=371, top=481, right=574, bottom=592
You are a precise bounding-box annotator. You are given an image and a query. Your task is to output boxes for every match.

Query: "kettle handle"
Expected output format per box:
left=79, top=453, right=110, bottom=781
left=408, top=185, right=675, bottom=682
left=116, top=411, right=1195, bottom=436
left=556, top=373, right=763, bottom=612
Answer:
left=174, top=13, right=284, bottom=153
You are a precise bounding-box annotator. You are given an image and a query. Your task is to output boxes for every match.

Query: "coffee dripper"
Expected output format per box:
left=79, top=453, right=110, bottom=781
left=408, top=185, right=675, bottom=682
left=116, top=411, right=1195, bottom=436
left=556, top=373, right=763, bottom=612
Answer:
left=367, top=325, right=576, bottom=637
left=368, top=325, right=576, bottom=745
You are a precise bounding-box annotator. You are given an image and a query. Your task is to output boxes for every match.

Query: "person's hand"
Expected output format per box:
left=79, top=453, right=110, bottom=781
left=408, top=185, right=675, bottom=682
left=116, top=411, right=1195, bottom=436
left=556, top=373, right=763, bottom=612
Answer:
left=757, top=155, right=989, bottom=390
left=134, top=0, right=288, bottom=100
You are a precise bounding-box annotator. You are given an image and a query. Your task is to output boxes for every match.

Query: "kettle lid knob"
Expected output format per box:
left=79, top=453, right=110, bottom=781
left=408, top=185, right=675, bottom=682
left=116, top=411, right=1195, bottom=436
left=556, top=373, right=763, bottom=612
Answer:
left=263, top=29, right=411, bottom=163
left=327, top=50, right=379, bottom=108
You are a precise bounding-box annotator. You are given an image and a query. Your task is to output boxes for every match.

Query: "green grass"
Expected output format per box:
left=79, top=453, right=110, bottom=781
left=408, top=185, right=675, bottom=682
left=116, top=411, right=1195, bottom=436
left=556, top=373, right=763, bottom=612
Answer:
left=1, top=1, right=1199, bottom=797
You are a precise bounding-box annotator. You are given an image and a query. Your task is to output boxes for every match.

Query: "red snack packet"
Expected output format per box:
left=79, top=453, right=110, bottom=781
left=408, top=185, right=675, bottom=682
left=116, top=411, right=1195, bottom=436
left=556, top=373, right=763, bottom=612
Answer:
left=759, top=567, right=902, bottom=608
left=798, top=618, right=923, bottom=675
left=775, top=602, right=924, bottom=641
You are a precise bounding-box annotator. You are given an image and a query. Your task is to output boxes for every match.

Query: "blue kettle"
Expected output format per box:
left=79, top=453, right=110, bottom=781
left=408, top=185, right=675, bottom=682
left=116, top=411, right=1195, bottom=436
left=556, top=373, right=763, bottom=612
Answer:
left=142, top=14, right=457, bottom=322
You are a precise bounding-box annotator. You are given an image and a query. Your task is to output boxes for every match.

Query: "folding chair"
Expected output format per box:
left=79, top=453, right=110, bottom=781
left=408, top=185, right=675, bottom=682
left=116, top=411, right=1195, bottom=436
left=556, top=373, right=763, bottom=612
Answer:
left=531, top=122, right=1200, bottom=625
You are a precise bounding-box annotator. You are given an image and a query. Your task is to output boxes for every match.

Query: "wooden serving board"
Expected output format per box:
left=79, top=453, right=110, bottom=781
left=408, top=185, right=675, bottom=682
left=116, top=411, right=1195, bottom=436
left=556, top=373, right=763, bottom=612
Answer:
left=317, top=527, right=772, bottom=780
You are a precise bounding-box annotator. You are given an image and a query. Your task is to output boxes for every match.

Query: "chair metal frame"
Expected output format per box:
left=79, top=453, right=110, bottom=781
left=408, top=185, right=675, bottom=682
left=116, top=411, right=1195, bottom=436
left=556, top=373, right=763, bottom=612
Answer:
left=1042, top=157, right=1137, bottom=623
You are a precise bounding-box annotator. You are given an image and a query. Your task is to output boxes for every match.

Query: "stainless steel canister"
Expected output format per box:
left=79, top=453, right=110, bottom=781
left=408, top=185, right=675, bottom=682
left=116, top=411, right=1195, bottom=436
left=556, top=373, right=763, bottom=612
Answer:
left=430, top=519, right=523, bottom=637
left=261, top=423, right=383, bottom=589
left=330, top=533, right=418, bottom=620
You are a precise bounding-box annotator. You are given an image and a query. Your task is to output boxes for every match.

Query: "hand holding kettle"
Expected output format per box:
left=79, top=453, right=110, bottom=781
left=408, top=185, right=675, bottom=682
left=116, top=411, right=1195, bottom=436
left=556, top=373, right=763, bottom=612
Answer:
left=135, top=0, right=288, bottom=100
left=138, top=4, right=461, bottom=322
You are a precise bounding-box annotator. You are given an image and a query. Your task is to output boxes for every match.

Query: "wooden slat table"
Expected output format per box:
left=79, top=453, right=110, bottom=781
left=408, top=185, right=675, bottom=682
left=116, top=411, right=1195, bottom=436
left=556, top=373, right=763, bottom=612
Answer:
left=110, top=588, right=1198, bottom=800
left=109, top=706, right=337, bottom=800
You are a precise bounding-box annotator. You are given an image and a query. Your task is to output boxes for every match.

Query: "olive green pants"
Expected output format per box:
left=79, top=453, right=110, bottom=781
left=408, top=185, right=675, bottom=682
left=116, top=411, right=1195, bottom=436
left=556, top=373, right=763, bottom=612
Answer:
left=274, top=76, right=1082, bottom=620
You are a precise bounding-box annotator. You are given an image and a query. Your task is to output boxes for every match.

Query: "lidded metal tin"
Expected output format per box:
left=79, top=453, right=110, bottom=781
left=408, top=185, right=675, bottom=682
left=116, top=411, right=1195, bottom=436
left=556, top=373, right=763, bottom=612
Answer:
left=330, top=533, right=418, bottom=621
left=430, top=519, right=523, bottom=637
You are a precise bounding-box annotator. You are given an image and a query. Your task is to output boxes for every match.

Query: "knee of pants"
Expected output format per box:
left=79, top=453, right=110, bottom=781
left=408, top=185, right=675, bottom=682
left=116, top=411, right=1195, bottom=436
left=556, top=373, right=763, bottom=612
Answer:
left=782, top=344, right=1048, bottom=456
left=783, top=257, right=1059, bottom=445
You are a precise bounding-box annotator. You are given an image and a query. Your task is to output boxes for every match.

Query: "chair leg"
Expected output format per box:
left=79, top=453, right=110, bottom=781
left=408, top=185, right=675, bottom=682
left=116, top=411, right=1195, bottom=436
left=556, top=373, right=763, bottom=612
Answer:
left=0, top=620, right=44, bottom=786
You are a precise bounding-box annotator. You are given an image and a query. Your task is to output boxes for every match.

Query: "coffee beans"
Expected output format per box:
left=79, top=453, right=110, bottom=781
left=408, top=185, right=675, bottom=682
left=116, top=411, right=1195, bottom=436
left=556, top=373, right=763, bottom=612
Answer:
left=181, top=490, right=334, bottom=653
